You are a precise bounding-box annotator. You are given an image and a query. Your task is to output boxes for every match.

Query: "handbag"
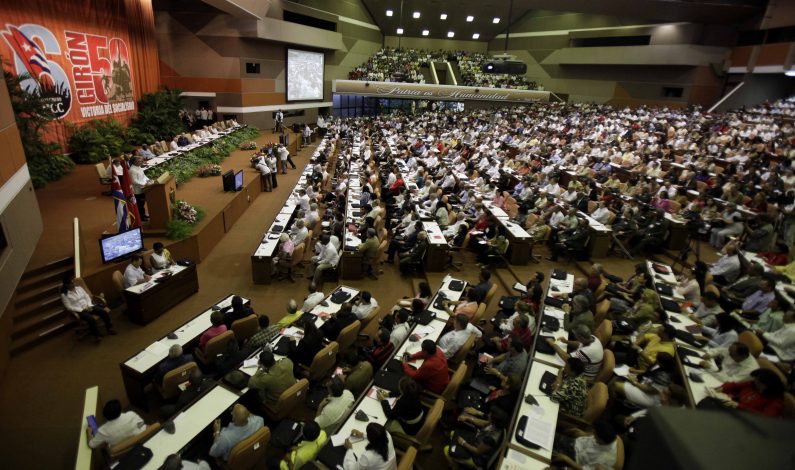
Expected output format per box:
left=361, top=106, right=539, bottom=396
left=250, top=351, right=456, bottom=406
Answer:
left=415, top=310, right=436, bottom=325
left=552, top=269, right=568, bottom=280
left=330, top=289, right=352, bottom=304
left=114, top=444, right=153, bottom=470
left=498, top=296, right=519, bottom=312
left=271, top=419, right=304, bottom=448
left=449, top=280, right=465, bottom=291
left=514, top=416, right=541, bottom=450
left=223, top=371, right=250, bottom=390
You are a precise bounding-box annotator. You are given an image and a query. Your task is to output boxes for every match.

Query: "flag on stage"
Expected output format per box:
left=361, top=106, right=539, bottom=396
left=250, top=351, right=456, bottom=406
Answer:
left=118, top=159, right=141, bottom=231
left=111, top=173, right=129, bottom=232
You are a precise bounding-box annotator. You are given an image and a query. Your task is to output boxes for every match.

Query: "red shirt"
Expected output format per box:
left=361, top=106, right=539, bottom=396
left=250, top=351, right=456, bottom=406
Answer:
left=500, top=326, right=534, bottom=352
left=403, top=348, right=449, bottom=394
left=721, top=381, right=784, bottom=417
left=199, top=325, right=227, bottom=350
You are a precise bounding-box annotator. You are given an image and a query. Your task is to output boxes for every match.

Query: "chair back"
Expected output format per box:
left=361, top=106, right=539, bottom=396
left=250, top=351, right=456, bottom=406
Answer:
left=738, top=330, right=763, bottom=358
left=594, top=320, right=612, bottom=347
left=594, top=299, right=611, bottom=326
left=226, top=425, right=271, bottom=470
left=159, top=361, right=198, bottom=400
left=668, top=200, right=681, bottom=214
left=587, top=201, right=597, bottom=213
left=290, top=243, right=306, bottom=269
left=415, top=398, right=444, bottom=443
left=232, top=314, right=259, bottom=344
left=201, top=330, right=236, bottom=365
left=95, top=163, right=110, bottom=181
left=308, top=341, right=339, bottom=381
left=606, top=211, right=617, bottom=225
left=337, top=320, right=361, bottom=352
left=107, top=423, right=161, bottom=459
left=267, top=379, right=309, bottom=421
left=112, top=271, right=125, bottom=294
left=73, top=277, right=95, bottom=298
left=595, top=350, right=615, bottom=384
left=756, top=358, right=787, bottom=385
left=484, top=283, right=498, bottom=305
left=448, top=334, right=476, bottom=367
left=361, top=306, right=381, bottom=333
left=141, top=250, right=154, bottom=272
left=441, top=363, right=467, bottom=402
left=397, top=446, right=417, bottom=470
left=583, top=382, right=608, bottom=424
left=615, top=435, right=625, bottom=470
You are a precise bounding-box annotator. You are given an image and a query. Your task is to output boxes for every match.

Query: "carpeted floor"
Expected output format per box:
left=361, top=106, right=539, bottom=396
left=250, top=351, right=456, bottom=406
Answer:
left=0, top=131, right=721, bottom=469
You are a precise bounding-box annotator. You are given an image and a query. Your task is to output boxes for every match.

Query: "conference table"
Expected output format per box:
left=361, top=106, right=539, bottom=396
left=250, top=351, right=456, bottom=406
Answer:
left=142, top=125, right=244, bottom=174
left=483, top=201, right=533, bottom=264
left=120, top=294, right=247, bottom=408
left=124, top=263, right=199, bottom=325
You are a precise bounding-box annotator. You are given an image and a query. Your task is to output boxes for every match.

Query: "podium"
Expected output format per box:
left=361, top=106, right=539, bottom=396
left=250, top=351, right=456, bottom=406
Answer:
left=144, top=172, right=176, bottom=231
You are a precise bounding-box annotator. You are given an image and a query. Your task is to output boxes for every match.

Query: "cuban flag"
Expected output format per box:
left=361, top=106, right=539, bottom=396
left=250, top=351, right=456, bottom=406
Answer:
left=116, top=160, right=142, bottom=231
left=111, top=172, right=129, bottom=232
left=0, top=25, right=54, bottom=88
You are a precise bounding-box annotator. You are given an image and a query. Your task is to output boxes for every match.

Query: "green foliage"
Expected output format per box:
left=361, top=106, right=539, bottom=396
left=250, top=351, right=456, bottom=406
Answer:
left=166, top=218, right=194, bottom=240
left=166, top=200, right=206, bottom=240
left=146, top=127, right=260, bottom=185
left=130, top=88, right=185, bottom=141
left=4, top=71, right=73, bottom=188
left=67, top=118, right=133, bottom=163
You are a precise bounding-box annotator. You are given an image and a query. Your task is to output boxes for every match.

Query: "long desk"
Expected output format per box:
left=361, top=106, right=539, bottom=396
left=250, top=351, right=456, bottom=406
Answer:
left=142, top=125, right=244, bottom=174
left=120, top=294, right=246, bottom=408
left=483, top=201, right=533, bottom=264
left=341, top=147, right=365, bottom=280
left=124, top=264, right=199, bottom=325
left=76, top=386, right=99, bottom=470
left=507, top=360, right=562, bottom=462
left=141, top=384, right=242, bottom=470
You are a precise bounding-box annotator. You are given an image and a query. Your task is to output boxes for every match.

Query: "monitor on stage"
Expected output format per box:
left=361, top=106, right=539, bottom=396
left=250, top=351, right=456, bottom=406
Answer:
left=286, top=49, right=324, bottom=101
left=234, top=170, right=244, bottom=191
left=99, top=227, right=144, bottom=264
left=222, top=170, right=235, bottom=192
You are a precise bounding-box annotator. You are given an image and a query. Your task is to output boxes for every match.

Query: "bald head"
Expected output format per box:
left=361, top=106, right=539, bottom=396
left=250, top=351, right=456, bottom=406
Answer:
left=231, top=404, right=250, bottom=426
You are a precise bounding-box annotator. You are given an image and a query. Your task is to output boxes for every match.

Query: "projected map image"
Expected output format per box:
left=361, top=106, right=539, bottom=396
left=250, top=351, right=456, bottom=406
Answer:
left=287, top=49, right=324, bottom=101
left=101, top=229, right=143, bottom=262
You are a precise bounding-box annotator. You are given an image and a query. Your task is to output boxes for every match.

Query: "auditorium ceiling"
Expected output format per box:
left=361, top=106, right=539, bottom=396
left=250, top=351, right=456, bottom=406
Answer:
left=362, top=0, right=769, bottom=40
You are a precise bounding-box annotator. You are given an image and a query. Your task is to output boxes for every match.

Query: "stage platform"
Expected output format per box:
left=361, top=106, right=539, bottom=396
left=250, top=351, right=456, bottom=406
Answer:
left=29, top=129, right=301, bottom=298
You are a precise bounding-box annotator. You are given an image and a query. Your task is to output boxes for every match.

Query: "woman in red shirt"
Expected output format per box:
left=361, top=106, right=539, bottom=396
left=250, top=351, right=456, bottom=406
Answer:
left=719, top=368, right=785, bottom=417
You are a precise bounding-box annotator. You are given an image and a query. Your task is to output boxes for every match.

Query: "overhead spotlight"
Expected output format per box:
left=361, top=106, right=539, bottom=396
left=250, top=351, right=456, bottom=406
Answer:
left=413, top=11, right=421, bottom=19
left=472, top=33, right=480, bottom=39
left=786, top=70, right=795, bottom=77
left=422, top=30, right=430, bottom=36
left=396, top=28, right=404, bottom=35
left=447, top=31, right=455, bottom=38
left=493, top=17, right=500, bottom=24
left=440, top=13, right=448, bottom=20
left=466, top=16, right=474, bottom=22
left=386, top=9, right=393, bottom=17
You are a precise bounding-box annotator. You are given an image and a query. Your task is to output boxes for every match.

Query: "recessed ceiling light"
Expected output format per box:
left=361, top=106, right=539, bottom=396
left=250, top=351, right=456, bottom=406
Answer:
left=466, top=16, right=474, bottom=22
left=440, top=13, right=448, bottom=20
left=472, top=33, right=480, bottom=39
left=786, top=70, right=795, bottom=77
left=493, top=17, right=500, bottom=23
left=413, top=11, right=421, bottom=19
left=422, top=30, right=430, bottom=36
left=396, top=28, right=404, bottom=35
left=447, top=31, right=455, bottom=38
left=386, top=9, right=393, bottom=17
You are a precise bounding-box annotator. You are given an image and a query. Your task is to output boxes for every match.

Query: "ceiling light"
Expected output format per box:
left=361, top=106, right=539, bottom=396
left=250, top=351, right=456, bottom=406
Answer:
left=440, top=13, right=448, bottom=20
left=447, top=31, right=455, bottom=38
left=396, top=28, right=404, bottom=35
left=472, top=33, right=480, bottom=39
left=413, top=11, right=421, bottom=19
left=422, top=30, right=430, bottom=36
left=786, top=70, right=795, bottom=77
left=466, top=16, right=474, bottom=22
left=493, top=17, right=500, bottom=24
left=386, top=9, right=393, bottom=17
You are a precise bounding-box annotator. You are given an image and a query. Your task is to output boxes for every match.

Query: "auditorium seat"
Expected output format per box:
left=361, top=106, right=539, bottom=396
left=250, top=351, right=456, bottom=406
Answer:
left=299, top=341, right=338, bottom=382
left=224, top=425, right=270, bottom=470
left=262, top=379, right=309, bottom=421
left=156, top=361, right=197, bottom=400
left=106, top=423, right=161, bottom=460
left=231, top=314, right=259, bottom=344
left=422, top=363, right=466, bottom=410
left=392, top=398, right=444, bottom=452
left=194, top=330, right=236, bottom=368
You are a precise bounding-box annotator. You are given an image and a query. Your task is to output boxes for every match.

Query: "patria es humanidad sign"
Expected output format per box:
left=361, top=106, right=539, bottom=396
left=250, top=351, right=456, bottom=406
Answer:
left=332, top=80, right=550, bottom=103
left=1, top=23, right=135, bottom=121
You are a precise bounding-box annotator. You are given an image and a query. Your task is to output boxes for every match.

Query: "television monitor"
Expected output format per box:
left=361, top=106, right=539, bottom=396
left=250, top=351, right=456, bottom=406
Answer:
left=286, top=49, right=324, bottom=101
left=234, top=170, right=244, bottom=191
left=222, top=170, right=235, bottom=192
left=99, top=227, right=144, bottom=264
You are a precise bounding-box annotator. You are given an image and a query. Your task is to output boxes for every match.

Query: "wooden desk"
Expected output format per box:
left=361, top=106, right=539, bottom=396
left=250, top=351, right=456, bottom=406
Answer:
left=124, top=264, right=199, bottom=325
left=120, top=294, right=246, bottom=408
left=76, top=386, right=99, bottom=470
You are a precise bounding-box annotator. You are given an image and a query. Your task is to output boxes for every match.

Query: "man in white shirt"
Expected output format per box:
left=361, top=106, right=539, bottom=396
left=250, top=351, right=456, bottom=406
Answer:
left=302, top=283, right=325, bottom=312
left=314, top=377, right=354, bottom=433
left=352, top=291, right=378, bottom=320
left=61, top=276, right=115, bottom=340
left=255, top=156, right=272, bottom=192
left=291, top=219, right=309, bottom=246
left=438, top=314, right=483, bottom=359
left=312, top=234, right=340, bottom=285
left=169, top=138, right=179, bottom=151
left=760, top=310, right=795, bottom=361
left=88, top=399, right=146, bottom=449
left=709, top=244, right=741, bottom=284
left=137, top=144, right=155, bottom=160
left=297, top=188, right=311, bottom=212
left=701, top=342, right=758, bottom=383
left=591, top=202, right=611, bottom=225
left=278, top=145, right=291, bottom=174
left=389, top=309, right=412, bottom=348
left=129, top=157, right=152, bottom=220
left=123, top=254, right=150, bottom=288
left=266, top=153, right=278, bottom=188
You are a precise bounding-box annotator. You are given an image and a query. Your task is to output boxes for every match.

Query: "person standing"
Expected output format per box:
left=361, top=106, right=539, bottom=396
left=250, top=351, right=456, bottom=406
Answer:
left=129, top=157, right=152, bottom=221
left=275, top=109, right=284, bottom=133
left=255, top=156, right=272, bottom=192
left=278, top=145, right=290, bottom=174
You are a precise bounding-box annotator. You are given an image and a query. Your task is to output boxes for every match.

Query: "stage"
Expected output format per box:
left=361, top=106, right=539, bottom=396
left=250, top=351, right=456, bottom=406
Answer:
left=29, top=128, right=302, bottom=297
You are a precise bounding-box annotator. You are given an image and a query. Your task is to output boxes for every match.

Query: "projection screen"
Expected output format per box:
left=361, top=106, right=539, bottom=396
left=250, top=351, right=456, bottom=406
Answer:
left=287, top=49, right=324, bottom=101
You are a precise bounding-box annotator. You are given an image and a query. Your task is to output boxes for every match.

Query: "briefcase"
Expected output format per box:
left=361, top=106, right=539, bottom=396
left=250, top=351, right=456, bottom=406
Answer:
left=449, top=280, right=465, bottom=292
left=271, top=419, right=304, bottom=448
left=545, top=296, right=567, bottom=309
left=541, top=315, right=560, bottom=332
left=330, top=289, right=352, bottom=304
left=374, top=367, right=404, bottom=395
left=538, top=370, right=557, bottom=395
left=552, top=269, right=568, bottom=280
left=660, top=298, right=681, bottom=313
left=535, top=337, right=556, bottom=355
left=515, top=415, right=542, bottom=449
left=272, top=336, right=294, bottom=356
left=415, top=310, right=437, bottom=325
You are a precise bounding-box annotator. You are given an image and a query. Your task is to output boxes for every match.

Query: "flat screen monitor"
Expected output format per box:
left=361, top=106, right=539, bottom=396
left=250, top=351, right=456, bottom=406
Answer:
left=286, top=49, right=324, bottom=101
left=99, top=227, right=143, bottom=264
left=234, top=170, right=244, bottom=191
left=222, top=170, right=235, bottom=192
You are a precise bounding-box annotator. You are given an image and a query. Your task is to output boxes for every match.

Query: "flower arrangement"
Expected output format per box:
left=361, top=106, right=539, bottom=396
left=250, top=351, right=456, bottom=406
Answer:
left=175, top=200, right=199, bottom=224
left=239, top=141, right=258, bottom=150
left=167, top=200, right=206, bottom=239
left=198, top=163, right=222, bottom=177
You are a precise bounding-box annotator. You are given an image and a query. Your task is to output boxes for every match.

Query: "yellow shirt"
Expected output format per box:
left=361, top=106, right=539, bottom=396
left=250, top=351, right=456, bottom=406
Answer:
left=775, top=262, right=795, bottom=283
left=638, top=333, right=675, bottom=371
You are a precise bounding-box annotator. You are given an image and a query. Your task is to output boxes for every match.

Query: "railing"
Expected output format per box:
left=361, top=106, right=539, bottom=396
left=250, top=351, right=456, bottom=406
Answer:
left=430, top=61, right=440, bottom=85
left=708, top=81, right=745, bottom=113
left=73, top=217, right=81, bottom=279
left=446, top=61, right=457, bottom=85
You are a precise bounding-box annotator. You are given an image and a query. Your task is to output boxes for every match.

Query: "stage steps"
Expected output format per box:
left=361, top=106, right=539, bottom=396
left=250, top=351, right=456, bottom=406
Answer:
left=10, top=257, right=76, bottom=356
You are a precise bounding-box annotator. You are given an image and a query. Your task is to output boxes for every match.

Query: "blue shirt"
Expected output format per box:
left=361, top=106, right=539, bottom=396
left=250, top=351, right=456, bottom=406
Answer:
left=209, top=415, right=264, bottom=461
left=742, top=290, right=775, bottom=314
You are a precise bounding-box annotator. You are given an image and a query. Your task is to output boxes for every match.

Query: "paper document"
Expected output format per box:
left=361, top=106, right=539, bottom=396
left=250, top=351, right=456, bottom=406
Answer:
left=281, top=326, right=303, bottom=338
left=521, top=416, right=555, bottom=450
left=145, top=341, right=168, bottom=356
left=242, top=357, right=259, bottom=370
left=613, top=364, right=631, bottom=377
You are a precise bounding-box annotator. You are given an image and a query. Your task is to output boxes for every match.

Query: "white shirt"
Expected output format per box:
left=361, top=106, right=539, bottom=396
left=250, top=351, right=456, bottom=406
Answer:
left=710, top=254, right=741, bottom=282
left=61, top=286, right=93, bottom=313
left=706, top=352, right=758, bottom=383
left=128, top=165, right=151, bottom=194
left=170, top=140, right=179, bottom=150
left=180, top=461, right=211, bottom=470
left=302, top=292, right=326, bottom=312
left=256, top=160, right=271, bottom=175
left=591, top=207, right=611, bottom=224
left=318, top=244, right=340, bottom=267
left=574, top=435, right=617, bottom=470
left=352, top=299, right=379, bottom=320
left=88, top=411, right=145, bottom=448
left=438, top=324, right=482, bottom=359
left=763, top=324, right=795, bottom=361
left=315, top=390, right=354, bottom=433
left=389, top=323, right=411, bottom=348
left=123, top=263, right=146, bottom=288
left=342, top=431, right=397, bottom=470
left=292, top=227, right=309, bottom=246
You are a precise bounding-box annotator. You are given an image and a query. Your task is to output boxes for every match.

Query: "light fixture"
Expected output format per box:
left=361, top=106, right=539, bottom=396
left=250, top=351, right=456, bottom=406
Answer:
left=422, top=29, right=430, bottom=36
left=786, top=70, right=795, bottom=77
left=440, top=13, right=448, bottom=20
left=493, top=17, right=501, bottom=23
left=397, top=28, right=404, bottom=35
left=413, top=11, right=420, bottom=19
left=466, top=16, right=474, bottom=22
left=386, top=9, right=393, bottom=17
left=447, top=31, right=455, bottom=38
left=472, top=33, right=480, bottom=39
